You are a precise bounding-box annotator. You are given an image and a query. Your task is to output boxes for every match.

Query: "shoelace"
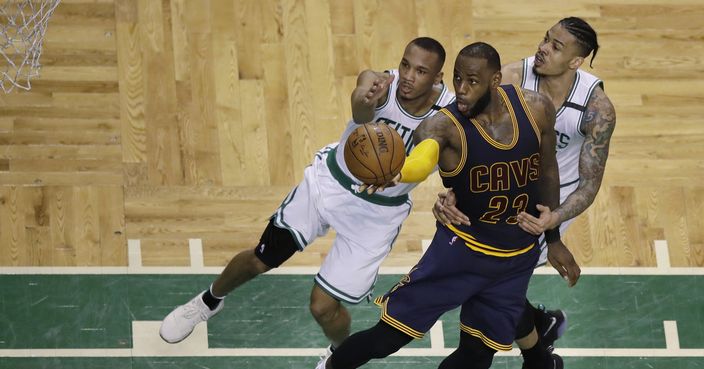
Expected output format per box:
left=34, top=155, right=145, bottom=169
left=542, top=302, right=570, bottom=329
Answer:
left=182, top=300, right=209, bottom=321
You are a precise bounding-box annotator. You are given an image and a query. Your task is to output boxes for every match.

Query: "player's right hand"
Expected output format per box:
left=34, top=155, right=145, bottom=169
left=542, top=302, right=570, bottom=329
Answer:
left=358, top=173, right=400, bottom=195
left=433, top=189, right=471, bottom=226
left=363, top=74, right=394, bottom=105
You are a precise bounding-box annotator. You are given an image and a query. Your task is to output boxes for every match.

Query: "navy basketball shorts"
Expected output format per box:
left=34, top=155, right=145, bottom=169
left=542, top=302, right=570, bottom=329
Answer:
left=376, top=223, right=540, bottom=351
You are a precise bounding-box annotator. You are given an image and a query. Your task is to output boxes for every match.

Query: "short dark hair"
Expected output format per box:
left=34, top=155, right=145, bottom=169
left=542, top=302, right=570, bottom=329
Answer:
left=559, top=17, right=599, bottom=68
left=409, top=37, right=446, bottom=69
left=458, top=42, right=501, bottom=72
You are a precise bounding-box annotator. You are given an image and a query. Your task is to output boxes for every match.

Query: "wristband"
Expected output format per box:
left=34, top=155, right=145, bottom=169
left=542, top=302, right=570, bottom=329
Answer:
left=544, top=227, right=561, bottom=243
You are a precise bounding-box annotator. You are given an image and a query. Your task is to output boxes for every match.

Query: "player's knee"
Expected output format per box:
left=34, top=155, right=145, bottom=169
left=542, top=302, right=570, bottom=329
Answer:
left=367, top=321, right=413, bottom=357
left=440, top=332, right=496, bottom=369
left=309, top=293, right=339, bottom=322
left=248, top=250, right=272, bottom=274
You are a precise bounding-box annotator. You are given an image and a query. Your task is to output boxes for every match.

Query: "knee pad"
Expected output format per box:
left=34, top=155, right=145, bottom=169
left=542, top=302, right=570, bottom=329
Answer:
left=515, top=299, right=536, bottom=339
left=254, top=220, right=298, bottom=268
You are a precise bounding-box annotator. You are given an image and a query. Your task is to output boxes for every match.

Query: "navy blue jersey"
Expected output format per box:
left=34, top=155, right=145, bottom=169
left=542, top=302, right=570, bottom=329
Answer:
left=440, top=84, right=542, bottom=255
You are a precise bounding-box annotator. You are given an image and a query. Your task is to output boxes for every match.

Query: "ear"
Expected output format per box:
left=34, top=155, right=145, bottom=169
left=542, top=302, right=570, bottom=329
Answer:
left=434, top=70, right=444, bottom=85
left=568, top=56, right=585, bottom=70
left=491, top=71, right=502, bottom=88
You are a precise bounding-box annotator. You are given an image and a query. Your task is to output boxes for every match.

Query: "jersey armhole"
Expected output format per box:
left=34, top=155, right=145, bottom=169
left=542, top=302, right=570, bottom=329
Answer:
left=438, top=109, right=467, bottom=177
left=577, top=80, right=603, bottom=137
left=514, top=86, right=542, bottom=145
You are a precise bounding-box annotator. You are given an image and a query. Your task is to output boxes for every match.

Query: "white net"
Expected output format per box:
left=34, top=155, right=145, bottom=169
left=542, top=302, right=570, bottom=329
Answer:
left=0, top=0, right=60, bottom=93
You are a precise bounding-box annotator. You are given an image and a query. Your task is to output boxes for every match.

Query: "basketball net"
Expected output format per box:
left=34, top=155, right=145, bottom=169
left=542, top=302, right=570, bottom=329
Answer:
left=0, top=0, right=60, bottom=93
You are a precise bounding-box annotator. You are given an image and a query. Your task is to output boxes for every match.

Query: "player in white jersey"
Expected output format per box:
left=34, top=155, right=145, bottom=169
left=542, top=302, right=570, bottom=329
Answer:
left=159, top=37, right=455, bottom=354
left=434, top=17, right=616, bottom=369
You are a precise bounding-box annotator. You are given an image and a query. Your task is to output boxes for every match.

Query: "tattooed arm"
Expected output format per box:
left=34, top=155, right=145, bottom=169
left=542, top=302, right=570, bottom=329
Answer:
left=553, top=86, right=616, bottom=223
left=518, top=86, right=616, bottom=232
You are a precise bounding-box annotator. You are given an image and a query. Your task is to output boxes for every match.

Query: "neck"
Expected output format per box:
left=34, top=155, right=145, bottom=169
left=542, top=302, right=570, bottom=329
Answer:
left=539, top=70, right=578, bottom=107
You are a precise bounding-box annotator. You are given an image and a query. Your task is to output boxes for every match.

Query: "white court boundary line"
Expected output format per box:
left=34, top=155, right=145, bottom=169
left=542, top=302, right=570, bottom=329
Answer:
left=1, top=239, right=702, bottom=275
left=2, top=239, right=704, bottom=358
left=2, top=347, right=704, bottom=358
left=1, top=321, right=702, bottom=358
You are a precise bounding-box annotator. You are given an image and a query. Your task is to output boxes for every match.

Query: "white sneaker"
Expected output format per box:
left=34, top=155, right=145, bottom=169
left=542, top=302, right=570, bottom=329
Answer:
left=159, top=291, right=224, bottom=343
left=315, top=345, right=333, bottom=369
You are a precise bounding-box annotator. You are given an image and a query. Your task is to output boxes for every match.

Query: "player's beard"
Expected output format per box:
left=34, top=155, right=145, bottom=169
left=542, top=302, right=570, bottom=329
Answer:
left=466, top=89, right=492, bottom=118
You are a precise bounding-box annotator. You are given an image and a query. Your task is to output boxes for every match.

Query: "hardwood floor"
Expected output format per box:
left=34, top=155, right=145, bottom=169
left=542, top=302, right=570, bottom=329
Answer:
left=1, top=0, right=702, bottom=268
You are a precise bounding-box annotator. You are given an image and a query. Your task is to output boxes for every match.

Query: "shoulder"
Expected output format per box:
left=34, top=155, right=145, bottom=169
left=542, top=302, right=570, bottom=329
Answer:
left=586, top=86, right=614, bottom=115
left=521, top=88, right=554, bottom=118
left=518, top=88, right=555, bottom=133
left=582, top=86, right=616, bottom=134
left=501, top=60, right=524, bottom=85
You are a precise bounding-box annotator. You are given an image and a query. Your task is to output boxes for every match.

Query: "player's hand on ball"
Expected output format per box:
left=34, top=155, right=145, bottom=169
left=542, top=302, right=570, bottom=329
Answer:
left=358, top=173, right=401, bottom=195
left=433, top=189, right=471, bottom=226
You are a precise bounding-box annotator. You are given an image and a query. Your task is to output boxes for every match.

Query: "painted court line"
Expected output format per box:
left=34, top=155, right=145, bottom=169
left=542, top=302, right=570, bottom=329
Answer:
left=664, top=320, right=680, bottom=350
left=429, top=320, right=445, bottom=352
left=2, top=348, right=703, bottom=358
left=0, top=319, right=699, bottom=358
left=188, top=238, right=205, bottom=268
left=4, top=239, right=699, bottom=275
left=655, top=240, right=671, bottom=269
left=127, top=239, right=142, bottom=268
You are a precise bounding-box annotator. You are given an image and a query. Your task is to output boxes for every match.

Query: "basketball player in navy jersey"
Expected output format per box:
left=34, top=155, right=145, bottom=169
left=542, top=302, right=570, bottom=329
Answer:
left=434, top=17, right=615, bottom=369
left=316, top=42, right=576, bottom=369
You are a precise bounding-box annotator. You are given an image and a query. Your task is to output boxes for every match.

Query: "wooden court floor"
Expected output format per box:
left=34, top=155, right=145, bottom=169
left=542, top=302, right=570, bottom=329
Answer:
left=1, top=0, right=703, bottom=271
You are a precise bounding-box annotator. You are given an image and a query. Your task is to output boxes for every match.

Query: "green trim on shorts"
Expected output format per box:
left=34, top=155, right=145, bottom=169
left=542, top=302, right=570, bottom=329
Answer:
left=272, top=187, right=308, bottom=251
left=314, top=273, right=372, bottom=304
left=325, top=147, right=410, bottom=207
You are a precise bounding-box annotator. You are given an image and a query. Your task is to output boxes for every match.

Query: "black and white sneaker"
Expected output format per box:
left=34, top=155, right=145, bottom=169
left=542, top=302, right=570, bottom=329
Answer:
left=549, top=353, right=564, bottom=369
left=521, top=353, right=563, bottom=369
left=535, top=306, right=568, bottom=352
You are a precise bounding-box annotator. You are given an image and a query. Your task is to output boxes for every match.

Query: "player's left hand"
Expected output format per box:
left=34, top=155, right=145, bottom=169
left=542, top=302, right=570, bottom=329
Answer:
left=546, top=240, right=581, bottom=287
left=517, top=204, right=560, bottom=235
left=358, top=173, right=401, bottom=195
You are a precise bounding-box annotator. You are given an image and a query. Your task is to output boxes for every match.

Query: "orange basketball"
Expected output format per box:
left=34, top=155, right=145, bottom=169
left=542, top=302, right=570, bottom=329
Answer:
left=343, top=122, right=406, bottom=186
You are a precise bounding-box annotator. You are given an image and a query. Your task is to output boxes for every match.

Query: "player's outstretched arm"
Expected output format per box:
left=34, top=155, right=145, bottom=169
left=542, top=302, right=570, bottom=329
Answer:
left=553, top=87, right=616, bottom=223
left=351, top=70, right=394, bottom=124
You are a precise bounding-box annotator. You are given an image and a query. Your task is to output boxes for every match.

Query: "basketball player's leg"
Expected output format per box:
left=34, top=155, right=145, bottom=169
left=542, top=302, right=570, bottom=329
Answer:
left=309, top=232, right=391, bottom=348
left=516, top=218, right=576, bottom=367
left=438, top=331, right=496, bottom=369
left=211, top=220, right=299, bottom=297
left=161, top=164, right=327, bottom=343
left=310, top=284, right=351, bottom=348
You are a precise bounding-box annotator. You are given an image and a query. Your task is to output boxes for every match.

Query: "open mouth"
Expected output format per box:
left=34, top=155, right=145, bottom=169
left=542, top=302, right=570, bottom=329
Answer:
left=457, top=100, right=469, bottom=113
left=535, top=53, right=545, bottom=66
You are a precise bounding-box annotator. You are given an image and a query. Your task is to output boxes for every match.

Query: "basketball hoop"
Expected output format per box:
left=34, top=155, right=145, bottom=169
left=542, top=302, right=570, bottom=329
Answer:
left=0, top=0, right=61, bottom=93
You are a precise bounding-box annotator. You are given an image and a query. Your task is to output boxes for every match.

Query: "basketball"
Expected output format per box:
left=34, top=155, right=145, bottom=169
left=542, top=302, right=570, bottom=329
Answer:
left=343, top=122, right=406, bottom=186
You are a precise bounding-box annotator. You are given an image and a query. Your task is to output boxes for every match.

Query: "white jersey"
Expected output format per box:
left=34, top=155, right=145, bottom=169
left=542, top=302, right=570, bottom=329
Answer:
left=521, top=56, right=603, bottom=187
left=335, top=69, right=456, bottom=197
